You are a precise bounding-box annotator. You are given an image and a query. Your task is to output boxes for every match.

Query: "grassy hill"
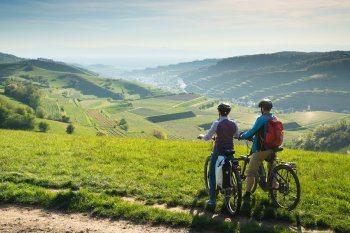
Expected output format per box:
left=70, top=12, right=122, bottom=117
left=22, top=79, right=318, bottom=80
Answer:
left=125, top=51, right=350, bottom=112
left=0, top=129, right=349, bottom=232
left=0, top=55, right=167, bottom=100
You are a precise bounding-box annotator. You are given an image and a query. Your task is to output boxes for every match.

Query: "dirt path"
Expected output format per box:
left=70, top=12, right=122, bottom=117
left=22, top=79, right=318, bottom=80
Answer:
left=0, top=204, right=334, bottom=233
left=0, top=205, right=192, bottom=233
left=121, top=197, right=334, bottom=233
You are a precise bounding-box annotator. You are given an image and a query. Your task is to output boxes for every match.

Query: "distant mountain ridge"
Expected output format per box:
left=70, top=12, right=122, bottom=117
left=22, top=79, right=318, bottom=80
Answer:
left=125, top=51, right=350, bottom=112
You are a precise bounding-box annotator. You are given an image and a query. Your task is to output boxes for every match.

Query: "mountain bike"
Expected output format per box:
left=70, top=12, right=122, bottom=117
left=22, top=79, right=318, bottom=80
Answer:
left=237, top=139, right=301, bottom=211
left=203, top=146, right=242, bottom=216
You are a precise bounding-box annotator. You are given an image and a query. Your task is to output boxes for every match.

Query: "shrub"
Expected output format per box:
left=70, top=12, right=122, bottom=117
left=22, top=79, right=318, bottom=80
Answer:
left=66, top=124, right=75, bottom=134
left=61, top=115, right=70, bottom=123
left=38, top=122, right=50, bottom=132
left=96, top=131, right=107, bottom=137
left=153, top=129, right=167, bottom=139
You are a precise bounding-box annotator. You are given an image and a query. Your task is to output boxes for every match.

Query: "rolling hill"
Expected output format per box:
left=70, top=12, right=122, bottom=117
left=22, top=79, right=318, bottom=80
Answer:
left=0, top=54, right=167, bottom=100
left=124, top=51, right=350, bottom=112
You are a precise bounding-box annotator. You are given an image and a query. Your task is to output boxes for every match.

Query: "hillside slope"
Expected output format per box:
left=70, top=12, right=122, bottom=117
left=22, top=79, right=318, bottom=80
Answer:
left=0, top=54, right=167, bottom=100
left=125, top=51, right=350, bottom=112
left=0, top=129, right=349, bottom=232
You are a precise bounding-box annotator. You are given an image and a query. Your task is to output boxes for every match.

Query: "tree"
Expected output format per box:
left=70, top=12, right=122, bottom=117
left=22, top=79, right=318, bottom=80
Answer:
left=36, top=106, right=46, bottom=118
left=38, top=122, right=50, bottom=132
left=118, top=118, right=128, bottom=131
left=66, top=124, right=75, bottom=134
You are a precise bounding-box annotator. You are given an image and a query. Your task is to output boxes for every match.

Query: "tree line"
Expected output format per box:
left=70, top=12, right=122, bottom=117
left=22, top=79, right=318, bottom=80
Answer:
left=293, top=120, right=350, bottom=152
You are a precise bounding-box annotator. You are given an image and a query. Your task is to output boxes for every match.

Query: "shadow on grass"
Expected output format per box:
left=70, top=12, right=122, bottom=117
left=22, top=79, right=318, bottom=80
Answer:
left=186, top=191, right=289, bottom=233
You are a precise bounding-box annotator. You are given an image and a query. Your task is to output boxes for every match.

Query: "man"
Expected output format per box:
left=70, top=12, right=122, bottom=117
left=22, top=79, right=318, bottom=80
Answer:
left=198, top=103, right=239, bottom=207
left=239, top=98, right=275, bottom=199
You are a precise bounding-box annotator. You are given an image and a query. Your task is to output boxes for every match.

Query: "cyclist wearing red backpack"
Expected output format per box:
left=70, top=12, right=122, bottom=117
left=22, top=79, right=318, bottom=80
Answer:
left=239, top=98, right=283, bottom=200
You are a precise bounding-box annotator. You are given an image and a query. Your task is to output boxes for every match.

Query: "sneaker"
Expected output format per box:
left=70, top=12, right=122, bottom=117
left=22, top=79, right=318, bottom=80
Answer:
left=243, top=192, right=251, bottom=200
left=205, top=200, right=216, bottom=211
left=206, top=199, right=216, bottom=206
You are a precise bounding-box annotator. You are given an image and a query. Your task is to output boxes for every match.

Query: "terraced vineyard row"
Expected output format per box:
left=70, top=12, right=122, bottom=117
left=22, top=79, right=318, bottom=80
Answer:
left=86, top=109, right=127, bottom=137
left=42, top=99, right=61, bottom=120
left=87, top=109, right=115, bottom=126
left=57, top=98, right=92, bottom=126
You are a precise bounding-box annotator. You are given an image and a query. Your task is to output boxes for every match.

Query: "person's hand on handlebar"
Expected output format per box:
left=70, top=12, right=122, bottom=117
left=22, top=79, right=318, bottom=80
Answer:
left=197, top=134, right=204, bottom=140
left=238, top=132, right=244, bottom=140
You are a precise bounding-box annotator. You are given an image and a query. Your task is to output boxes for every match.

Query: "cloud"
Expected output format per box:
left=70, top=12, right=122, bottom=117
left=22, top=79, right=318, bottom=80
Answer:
left=0, top=0, right=349, bottom=64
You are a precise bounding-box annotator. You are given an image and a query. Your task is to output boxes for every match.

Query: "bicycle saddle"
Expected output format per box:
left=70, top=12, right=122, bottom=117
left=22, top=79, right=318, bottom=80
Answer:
left=222, top=149, right=235, bottom=156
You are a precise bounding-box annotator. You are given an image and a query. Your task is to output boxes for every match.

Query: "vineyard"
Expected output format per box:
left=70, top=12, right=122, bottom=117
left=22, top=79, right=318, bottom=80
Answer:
left=57, top=98, right=92, bottom=127
left=42, top=99, right=61, bottom=120
left=87, top=109, right=126, bottom=137
left=0, top=129, right=349, bottom=232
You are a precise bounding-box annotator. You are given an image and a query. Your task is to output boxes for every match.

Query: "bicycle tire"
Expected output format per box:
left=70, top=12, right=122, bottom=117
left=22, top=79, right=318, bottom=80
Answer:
left=224, top=168, right=242, bottom=216
left=237, top=157, right=258, bottom=194
left=268, top=164, right=301, bottom=211
left=204, top=156, right=219, bottom=197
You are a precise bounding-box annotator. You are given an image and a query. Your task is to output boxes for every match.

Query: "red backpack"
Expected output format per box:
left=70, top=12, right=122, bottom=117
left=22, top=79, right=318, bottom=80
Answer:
left=264, top=115, right=284, bottom=148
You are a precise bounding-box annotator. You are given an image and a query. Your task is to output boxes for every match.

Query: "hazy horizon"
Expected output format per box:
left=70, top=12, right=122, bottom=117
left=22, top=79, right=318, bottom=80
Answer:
left=1, top=0, right=350, bottom=69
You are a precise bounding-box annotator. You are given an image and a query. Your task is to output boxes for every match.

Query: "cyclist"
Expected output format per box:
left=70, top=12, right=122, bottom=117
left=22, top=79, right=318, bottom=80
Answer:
left=238, top=98, right=275, bottom=200
left=198, top=103, right=239, bottom=207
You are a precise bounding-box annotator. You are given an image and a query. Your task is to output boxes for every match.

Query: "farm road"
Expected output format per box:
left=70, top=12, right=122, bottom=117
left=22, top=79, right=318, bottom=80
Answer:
left=0, top=205, right=199, bottom=233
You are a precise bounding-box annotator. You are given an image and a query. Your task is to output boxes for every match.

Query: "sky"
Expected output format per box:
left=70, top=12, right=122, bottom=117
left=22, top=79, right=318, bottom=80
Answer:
left=1, top=0, right=350, bottom=69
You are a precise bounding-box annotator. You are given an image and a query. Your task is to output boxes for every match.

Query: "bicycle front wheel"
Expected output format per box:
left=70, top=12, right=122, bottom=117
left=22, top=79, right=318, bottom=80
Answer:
left=224, top=168, right=242, bottom=216
left=237, top=157, right=258, bottom=194
left=269, top=164, right=301, bottom=211
left=204, top=156, right=211, bottom=194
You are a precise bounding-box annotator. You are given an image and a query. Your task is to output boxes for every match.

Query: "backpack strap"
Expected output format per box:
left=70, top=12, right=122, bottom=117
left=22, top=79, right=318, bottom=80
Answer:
left=264, top=114, right=276, bottom=122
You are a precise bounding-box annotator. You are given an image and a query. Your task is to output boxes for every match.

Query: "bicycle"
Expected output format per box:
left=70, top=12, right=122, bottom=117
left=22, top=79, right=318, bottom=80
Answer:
left=203, top=144, right=242, bottom=216
left=237, top=139, right=301, bottom=211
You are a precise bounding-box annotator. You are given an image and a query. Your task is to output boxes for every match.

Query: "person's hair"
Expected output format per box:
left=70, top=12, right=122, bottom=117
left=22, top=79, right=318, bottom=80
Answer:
left=217, top=103, right=231, bottom=116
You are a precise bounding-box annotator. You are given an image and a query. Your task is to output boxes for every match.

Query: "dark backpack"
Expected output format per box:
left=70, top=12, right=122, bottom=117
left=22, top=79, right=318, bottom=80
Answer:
left=264, top=115, right=284, bottom=148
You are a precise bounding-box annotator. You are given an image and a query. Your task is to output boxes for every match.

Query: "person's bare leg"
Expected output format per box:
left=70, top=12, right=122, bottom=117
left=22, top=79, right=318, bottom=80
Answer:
left=246, top=176, right=255, bottom=192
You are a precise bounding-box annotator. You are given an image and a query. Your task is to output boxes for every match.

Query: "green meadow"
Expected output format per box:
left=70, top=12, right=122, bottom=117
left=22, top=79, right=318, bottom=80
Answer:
left=0, top=129, right=349, bottom=232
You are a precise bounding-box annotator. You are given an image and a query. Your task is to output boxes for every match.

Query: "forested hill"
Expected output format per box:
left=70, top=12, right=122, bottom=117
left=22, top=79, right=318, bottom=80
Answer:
left=0, top=52, right=24, bottom=63
left=125, top=51, right=350, bottom=112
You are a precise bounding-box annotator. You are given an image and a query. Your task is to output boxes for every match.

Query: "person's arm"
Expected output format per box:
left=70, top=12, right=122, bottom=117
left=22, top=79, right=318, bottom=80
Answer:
left=242, top=116, right=264, bottom=139
left=233, top=121, right=240, bottom=138
left=202, top=121, right=218, bottom=141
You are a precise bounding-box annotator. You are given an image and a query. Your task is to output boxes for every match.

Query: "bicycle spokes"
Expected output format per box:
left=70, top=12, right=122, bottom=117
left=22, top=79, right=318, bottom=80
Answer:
left=270, top=165, right=300, bottom=210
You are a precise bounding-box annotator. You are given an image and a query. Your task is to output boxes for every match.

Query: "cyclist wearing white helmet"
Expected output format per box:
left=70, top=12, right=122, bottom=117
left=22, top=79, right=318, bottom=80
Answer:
left=239, top=98, right=275, bottom=200
left=198, top=103, right=239, bottom=207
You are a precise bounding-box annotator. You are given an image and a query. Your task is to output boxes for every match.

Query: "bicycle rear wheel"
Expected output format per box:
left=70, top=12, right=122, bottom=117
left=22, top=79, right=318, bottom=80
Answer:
left=269, top=164, right=300, bottom=211
left=224, top=168, right=242, bottom=216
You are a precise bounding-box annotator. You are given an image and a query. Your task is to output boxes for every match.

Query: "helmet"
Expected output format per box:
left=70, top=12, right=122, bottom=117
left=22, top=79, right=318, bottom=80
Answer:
left=258, top=98, right=273, bottom=110
left=217, top=103, right=231, bottom=115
